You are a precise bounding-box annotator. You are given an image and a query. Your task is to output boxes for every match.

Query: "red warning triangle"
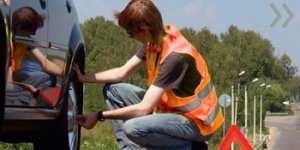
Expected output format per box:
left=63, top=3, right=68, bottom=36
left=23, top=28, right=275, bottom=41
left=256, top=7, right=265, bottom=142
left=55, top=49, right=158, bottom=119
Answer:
left=219, top=125, right=253, bottom=150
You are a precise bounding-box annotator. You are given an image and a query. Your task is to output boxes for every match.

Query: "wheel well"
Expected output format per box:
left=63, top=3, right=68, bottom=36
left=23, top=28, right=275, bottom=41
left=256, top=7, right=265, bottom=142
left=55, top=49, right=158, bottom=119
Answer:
left=72, top=44, right=85, bottom=114
left=74, top=44, right=85, bottom=73
left=46, top=44, right=86, bottom=150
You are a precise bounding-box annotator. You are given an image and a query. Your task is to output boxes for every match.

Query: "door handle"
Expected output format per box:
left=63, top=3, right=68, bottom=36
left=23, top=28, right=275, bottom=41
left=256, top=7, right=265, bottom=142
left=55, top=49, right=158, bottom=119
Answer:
left=40, top=0, right=46, bottom=9
left=14, top=36, right=50, bottom=48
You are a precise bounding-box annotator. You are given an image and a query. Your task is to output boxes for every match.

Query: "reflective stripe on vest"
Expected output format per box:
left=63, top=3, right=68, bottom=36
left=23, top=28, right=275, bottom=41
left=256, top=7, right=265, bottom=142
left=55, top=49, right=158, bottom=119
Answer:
left=204, top=105, right=221, bottom=125
left=175, top=83, right=213, bottom=113
left=195, top=107, right=224, bottom=136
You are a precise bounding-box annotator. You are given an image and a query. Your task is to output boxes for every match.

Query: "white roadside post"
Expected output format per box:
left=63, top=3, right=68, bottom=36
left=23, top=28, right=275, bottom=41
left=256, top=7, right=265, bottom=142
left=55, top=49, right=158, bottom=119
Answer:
left=235, top=71, right=246, bottom=124
left=253, top=95, right=256, bottom=146
left=258, top=83, right=265, bottom=142
left=232, top=70, right=245, bottom=150
left=245, top=86, right=248, bottom=129
left=231, top=85, right=234, bottom=150
left=259, top=84, right=271, bottom=141
left=223, top=99, right=226, bottom=136
left=235, top=83, right=240, bottom=124
left=259, top=94, right=263, bottom=142
left=244, top=85, right=248, bottom=136
left=231, top=85, right=235, bottom=125
left=244, top=78, right=258, bottom=138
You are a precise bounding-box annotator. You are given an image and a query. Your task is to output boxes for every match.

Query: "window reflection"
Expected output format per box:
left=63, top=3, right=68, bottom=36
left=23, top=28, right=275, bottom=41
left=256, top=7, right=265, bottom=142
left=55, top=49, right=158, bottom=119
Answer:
left=5, top=7, right=64, bottom=107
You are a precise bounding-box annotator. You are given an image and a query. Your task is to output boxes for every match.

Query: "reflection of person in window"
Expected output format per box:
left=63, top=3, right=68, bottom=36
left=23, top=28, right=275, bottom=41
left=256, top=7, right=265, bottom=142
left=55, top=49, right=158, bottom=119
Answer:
left=6, top=7, right=63, bottom=106
left=9, top=7, right=64, bottom=82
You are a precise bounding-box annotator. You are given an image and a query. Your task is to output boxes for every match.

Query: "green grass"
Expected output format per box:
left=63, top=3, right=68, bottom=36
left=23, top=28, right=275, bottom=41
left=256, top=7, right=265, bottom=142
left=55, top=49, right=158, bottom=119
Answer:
left=0, top=122, right=118, bottom=150
left=0, top=142, right=33, bottom=150
left=80, top=121, right=118, bottom=150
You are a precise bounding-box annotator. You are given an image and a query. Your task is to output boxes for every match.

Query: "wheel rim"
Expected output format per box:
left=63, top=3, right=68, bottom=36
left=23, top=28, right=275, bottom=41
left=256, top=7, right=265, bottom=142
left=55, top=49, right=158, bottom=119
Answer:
left=68, top=82, right=79, bottom=150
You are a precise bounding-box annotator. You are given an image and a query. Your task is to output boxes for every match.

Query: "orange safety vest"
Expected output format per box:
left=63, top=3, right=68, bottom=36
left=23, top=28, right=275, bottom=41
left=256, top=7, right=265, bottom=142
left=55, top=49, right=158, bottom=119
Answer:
left=146, top=24, right=224, bottom=136
left=8, top=29, right=28, bottom=75
left=11, top=43, right=28, bottom=74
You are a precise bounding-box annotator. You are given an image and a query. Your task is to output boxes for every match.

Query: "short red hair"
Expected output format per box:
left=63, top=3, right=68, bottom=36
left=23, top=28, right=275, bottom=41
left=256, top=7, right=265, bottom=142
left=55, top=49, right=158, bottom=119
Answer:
left=115, top=0, right=164, bottom=39
left=12, top=7, right=44, bottom=35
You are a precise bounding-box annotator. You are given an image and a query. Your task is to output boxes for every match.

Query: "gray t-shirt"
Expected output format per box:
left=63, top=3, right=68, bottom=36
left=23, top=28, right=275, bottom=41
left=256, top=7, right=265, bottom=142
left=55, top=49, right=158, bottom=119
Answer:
left=136, top=47, right=201, bottom=97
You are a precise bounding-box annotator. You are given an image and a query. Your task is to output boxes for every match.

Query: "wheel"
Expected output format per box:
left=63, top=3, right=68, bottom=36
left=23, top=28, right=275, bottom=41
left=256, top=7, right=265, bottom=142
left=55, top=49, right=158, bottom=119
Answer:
left=34, top=80, right=83, bottom=150
left=67, top=81, right=82, bottom=150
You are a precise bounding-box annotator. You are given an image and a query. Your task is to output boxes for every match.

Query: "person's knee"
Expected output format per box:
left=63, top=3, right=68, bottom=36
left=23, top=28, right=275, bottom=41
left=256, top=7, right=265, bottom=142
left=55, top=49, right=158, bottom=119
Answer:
left=103, top=82, right=129, bottom=99
left=123, top=118, right=147, bottom=141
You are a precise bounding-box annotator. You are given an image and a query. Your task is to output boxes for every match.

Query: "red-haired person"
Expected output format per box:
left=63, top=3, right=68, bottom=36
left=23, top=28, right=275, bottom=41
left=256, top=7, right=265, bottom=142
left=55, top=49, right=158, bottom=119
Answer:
left=75, top=0, right=224, bottom=149
left=10, top=7, right=63, bottom=81
left=6, top=7, right=63, bottom=106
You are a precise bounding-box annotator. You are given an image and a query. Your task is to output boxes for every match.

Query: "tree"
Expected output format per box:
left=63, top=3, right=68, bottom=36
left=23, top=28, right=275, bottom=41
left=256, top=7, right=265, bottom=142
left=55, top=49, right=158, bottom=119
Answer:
left=280, top=54, right=298, bottom=80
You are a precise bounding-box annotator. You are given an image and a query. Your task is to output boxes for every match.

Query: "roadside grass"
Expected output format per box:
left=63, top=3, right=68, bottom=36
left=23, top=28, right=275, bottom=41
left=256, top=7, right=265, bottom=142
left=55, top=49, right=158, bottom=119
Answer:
left=80, top=121, right=118, bottom=150
left=0, top=142, right=33, bottom=150
left=0, top=123, right=118, bottom=150
left=0, top=122, right=118, bottom=150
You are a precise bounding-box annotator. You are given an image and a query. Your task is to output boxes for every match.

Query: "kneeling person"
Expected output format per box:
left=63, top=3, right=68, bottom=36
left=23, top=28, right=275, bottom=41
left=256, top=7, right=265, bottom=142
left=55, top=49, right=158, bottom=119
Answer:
left=75, top=0, right=224, bottom=149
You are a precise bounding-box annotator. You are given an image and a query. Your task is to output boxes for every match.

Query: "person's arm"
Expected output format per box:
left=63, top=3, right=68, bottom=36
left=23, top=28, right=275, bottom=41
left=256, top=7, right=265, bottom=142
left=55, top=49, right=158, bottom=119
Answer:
left=31, top=48, right=64, bottom=76
left=77, top=85, right=164, bottom=129
left=103, top=85, right=164, bottom=119
left=73, top=55, right=144, bottom=84
left=7, top=66, right=13, bottom=82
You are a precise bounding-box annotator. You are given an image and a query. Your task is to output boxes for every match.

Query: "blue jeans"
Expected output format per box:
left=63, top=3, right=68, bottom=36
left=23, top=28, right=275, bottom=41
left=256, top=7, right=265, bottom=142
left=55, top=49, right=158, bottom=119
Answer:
left=103, top=83, right=207, bottom=150
left=6, top=72, right=51, bottom=106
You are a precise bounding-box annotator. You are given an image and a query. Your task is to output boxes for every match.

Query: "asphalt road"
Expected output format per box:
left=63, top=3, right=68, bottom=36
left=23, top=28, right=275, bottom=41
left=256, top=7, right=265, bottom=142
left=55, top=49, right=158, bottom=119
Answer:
left=265, top=103, right=300, bottom=150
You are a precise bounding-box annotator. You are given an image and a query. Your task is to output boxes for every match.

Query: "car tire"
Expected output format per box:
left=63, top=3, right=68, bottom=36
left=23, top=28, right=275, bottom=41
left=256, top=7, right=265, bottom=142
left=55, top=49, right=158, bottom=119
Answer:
left=34, top=76, right=83, bottom=150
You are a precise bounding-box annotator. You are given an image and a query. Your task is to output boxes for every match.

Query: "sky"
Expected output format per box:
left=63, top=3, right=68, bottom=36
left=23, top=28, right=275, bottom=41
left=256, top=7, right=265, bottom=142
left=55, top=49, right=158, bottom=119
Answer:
left=73, top=0, right=300, bottom=75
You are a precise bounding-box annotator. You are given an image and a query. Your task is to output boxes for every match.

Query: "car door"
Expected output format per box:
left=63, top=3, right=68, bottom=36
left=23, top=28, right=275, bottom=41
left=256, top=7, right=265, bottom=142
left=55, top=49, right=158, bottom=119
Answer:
left=46, top=0, right=75, bottom=105
left=47, top=0, right=75, bottom=48
left=4, top=0, right=67, bottom=109
left=2, top=0, right=49, bottom=109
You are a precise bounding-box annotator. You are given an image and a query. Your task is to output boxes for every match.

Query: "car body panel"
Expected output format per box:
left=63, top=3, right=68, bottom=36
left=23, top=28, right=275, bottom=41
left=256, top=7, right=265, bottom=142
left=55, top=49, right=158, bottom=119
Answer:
left=0, top=0, right=86, bottom=145
left=10, top=0, right=49, bottom=46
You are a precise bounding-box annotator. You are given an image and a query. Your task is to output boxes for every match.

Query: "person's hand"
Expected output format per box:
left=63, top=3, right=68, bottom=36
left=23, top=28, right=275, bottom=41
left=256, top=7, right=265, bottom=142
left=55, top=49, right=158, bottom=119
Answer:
left=76, top=112, right=98, bottom=129
left=72, top=64, right=84, bottom=82
left=3, top=0, right=10, bottom=6
left=14, top=81, right=38, bottom=93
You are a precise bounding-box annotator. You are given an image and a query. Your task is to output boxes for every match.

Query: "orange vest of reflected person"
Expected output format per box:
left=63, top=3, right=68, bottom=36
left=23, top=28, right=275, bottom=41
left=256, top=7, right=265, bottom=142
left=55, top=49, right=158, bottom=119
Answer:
left=10, top=43, right=28, bottom=76
left=147, top=24, right=224, bottom=136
